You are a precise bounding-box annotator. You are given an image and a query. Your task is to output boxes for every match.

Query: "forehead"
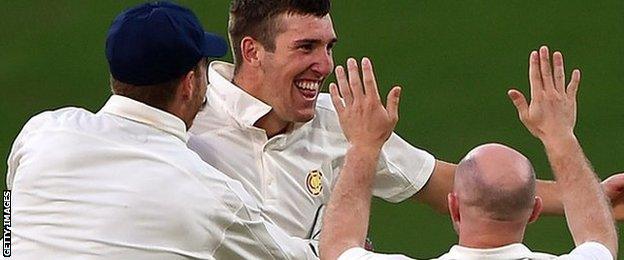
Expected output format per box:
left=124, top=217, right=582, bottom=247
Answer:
left=275, top=13, right=336, bottom=42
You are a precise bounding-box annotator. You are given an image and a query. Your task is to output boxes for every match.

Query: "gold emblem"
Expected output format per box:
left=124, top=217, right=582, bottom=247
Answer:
left=306, top=170, right=323, bottom=196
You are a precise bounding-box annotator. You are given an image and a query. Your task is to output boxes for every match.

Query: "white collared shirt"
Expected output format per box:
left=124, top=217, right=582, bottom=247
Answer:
left=7, top=95, right=317, bottom=259
left=188, top=61, right=436, bottom=239
left=339, top=242, right=612, bottom=260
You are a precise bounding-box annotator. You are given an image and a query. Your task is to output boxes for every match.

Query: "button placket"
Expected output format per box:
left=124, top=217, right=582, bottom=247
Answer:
left=253, top=130, right=270, bottom=198
left=262, top=135, right=286, bottom=198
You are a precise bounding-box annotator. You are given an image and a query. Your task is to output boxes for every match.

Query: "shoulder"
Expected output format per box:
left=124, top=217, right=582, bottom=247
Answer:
left=556, top=242, right=612, bottom=260
left=20, top=107, right=94, bottom=133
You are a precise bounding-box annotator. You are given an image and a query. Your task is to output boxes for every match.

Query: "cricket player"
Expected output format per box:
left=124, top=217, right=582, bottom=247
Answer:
left=188, top=0, right=624, bottom=242
left=6, top=2, right=337, bottom=259
left=320, top=47, right=617, bottom=259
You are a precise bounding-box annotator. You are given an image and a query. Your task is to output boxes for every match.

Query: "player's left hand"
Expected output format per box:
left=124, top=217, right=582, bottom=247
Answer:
left=507, top=46, right=580, bottom=144
left=602, top=173, right=624, bottom=221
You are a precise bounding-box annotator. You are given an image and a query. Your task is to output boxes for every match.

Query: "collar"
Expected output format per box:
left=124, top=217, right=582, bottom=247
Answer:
left=206, top=61, right=273, bottom=127
left=99, top=95, right=189, bottom=142
left=443, top=243, right=533, bottom=258
left=207, top=61, right=311, bottom=135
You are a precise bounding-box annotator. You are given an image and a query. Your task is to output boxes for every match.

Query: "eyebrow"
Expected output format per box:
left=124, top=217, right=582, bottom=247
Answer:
left=293, top=38, right=338, bottom=45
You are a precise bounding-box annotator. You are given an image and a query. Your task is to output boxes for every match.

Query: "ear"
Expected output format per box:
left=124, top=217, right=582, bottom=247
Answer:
left=448, top=193, right=461, bottom=234
left=527, top=196, right=543, bottom=224
left=448, top=193, right=460, bottom=223
left=240, top=36, right=263, bottom=67
left=178, top=70, right=196, bottom=101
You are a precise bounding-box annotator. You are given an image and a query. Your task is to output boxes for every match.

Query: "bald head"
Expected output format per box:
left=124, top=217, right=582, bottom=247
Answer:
left=455, top=143, right=536, bottom=221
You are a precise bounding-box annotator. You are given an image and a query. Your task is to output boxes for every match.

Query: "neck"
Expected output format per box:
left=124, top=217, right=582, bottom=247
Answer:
left=232, top=66, right=258, bottom=94
left=457, top=217, right=526, bottom=249
left=233, top=68, right=290, bottom=138
left=255, top=112, right=291, bottom=138
left=165, top=102, right=191, bottom=130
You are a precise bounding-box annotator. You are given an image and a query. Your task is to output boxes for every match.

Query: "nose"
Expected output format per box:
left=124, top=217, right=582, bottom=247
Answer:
left=311, top=49, right=334, bottom=77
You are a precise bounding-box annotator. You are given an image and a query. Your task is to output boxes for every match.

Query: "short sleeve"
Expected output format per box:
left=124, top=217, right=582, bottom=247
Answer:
left=371, top=132, right=436, bottom=202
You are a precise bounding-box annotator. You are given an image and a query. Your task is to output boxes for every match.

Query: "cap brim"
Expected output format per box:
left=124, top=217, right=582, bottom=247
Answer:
left=203, top=32, right=228, bottom=58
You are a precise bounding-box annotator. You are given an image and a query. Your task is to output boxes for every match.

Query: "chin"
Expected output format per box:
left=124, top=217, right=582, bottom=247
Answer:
left=292, top=110, right=316, bottom=122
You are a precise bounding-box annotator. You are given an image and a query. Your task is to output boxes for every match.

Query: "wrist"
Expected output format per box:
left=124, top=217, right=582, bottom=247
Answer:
left=348, top=144, right=382, bottom=159
left=541, top=133, right=578, bottom=151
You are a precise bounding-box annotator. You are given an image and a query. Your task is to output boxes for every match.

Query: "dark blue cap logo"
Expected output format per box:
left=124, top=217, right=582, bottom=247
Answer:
left=105, top=1, right=227, bottom=86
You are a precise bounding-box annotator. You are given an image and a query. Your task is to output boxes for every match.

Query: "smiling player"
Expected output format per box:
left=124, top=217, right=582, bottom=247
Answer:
left=188, top=0, right=624, bottom=244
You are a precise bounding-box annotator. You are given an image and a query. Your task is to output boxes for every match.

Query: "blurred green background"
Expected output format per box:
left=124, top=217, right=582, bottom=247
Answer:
left=1, top=0, right=622, bottom=258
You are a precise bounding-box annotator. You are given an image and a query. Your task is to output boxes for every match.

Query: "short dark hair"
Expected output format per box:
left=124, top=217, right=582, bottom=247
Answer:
left=228, top=0, right=331, bottom=71
left=110, top=59, right=205, bottom=111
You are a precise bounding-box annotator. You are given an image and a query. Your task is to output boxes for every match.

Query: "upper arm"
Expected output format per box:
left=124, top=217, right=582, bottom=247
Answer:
left=412, top=160, right=457, bottom=214
left=215, top=219, right=316, bottom=259
left=215, top=203, right=318, bottom=259
left=6, top=138, right=21, bottom=190
left=6, top=120, right=33, bottom=189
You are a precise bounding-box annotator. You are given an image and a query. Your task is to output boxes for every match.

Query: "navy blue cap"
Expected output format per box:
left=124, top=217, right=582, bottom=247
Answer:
left=106, top=1, right=228, bottom=86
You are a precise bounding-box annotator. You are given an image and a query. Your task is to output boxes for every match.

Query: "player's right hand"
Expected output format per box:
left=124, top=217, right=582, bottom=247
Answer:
left=329, top=57, right=401, bottom=150
left=507, top=46, right=581, bottom=144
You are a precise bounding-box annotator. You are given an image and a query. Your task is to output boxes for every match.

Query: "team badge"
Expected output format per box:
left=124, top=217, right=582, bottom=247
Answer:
left=306, top=170, right=323, bottom=196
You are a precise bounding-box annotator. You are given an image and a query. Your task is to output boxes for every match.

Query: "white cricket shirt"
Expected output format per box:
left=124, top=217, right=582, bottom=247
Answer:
left=6, top=95, right=317, bottom=259
left=188, top=61, right=436, bottom=239
left=338, top=242, right=613, bottom=260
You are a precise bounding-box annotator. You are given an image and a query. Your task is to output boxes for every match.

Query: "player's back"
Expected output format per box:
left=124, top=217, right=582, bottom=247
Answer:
left=6, top=103, right=246, bottom=259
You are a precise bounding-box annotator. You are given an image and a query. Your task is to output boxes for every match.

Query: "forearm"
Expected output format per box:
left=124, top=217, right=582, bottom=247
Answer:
left=543, top=135, right=617, bottom=257
left=320, top=146, right=380, bottom=260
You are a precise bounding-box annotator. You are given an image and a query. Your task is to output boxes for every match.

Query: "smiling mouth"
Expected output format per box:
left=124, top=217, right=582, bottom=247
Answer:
left=294, top=80, right=321, bottom=99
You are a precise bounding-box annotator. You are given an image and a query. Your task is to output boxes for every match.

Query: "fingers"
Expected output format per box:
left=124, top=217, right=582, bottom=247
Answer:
left=539, top=46, right=556, bottom=92
left=335, top=66, right=352, bottom=105
left=567, top=69, right=581, bottom=99
left=507, top=89, right=529, bottom=122
left=361, top=57, right=381, bottom=101
left=346, top=58, right=364, bottom=100
left=529, top=51, right=544, bottom=101
left=553, top=51, right=565, bottom=93
left=336, top=57, right=392, bottom=114
left=329, top=83, right=344, bottom=114
left=385, top=86, right=401, bottom=123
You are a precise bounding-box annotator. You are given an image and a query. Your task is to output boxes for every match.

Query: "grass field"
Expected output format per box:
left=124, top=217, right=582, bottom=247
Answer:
left=1, top=0, right=623, bottom=258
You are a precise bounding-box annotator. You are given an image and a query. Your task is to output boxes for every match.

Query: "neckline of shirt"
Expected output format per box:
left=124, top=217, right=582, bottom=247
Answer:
left=99, top=95, right=189, bottom=143
left=447, top=243, right=533, bottom=256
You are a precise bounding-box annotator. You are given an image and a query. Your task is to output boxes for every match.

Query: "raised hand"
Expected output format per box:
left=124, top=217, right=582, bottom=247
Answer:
left=507, top=46, right=581, bottom=142
left=509, top=47, right=617, bottom=257
left=329, top=57, right=401, bottom=150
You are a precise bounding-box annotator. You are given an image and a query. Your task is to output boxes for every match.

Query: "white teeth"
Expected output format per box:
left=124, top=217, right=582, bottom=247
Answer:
left=295, top=81, right=320, bottom=91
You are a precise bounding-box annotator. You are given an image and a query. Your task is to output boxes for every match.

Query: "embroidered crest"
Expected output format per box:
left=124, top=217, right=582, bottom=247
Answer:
left=306, top=170, right=323, bottom=196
